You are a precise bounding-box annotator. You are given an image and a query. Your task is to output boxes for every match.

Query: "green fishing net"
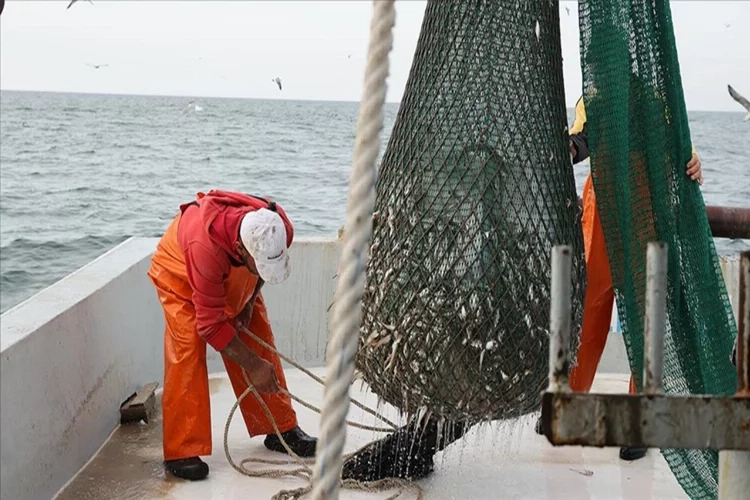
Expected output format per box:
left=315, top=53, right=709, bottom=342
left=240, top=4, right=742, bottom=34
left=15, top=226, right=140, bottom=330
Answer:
left=579, top=1, right=738, bottom=498
left=356, top=0, right=586, bottom=423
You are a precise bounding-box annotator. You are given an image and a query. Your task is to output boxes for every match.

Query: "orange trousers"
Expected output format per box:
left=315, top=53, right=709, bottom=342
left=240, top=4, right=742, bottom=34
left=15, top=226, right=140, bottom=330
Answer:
left=569, top=174, right=636, bottom=394
left=148, top=214, right=298, bottom=461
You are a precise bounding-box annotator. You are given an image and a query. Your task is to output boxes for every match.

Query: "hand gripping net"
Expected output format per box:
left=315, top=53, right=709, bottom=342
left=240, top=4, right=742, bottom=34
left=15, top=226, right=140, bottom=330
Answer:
left=356, top=0, right=586, bottom=423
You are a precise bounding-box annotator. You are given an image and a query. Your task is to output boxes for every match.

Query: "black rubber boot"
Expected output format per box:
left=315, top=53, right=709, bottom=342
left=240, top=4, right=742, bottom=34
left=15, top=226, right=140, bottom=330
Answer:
left=164, top=457, right=209, bottom=480
left=619, top=447, right=647, bottom=461
left=341, top=418, right=469, bottom=482
left=264, top=426, right=317, bottom=458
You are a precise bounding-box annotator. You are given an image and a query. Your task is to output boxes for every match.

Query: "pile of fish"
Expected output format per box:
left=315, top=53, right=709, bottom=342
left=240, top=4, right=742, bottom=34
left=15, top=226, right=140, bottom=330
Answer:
left=357, top=200, right=581, bottom=423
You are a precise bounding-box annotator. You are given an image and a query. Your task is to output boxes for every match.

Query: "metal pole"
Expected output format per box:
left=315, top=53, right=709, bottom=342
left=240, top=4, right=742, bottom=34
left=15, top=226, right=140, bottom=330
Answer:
left=643, top=242, right=667, bottom=394
left=705, top=206, right=750, bottom=240
left=548, top=245, right=572, bottom=393
left=718, top=250, right=750, bottom=500
left=575, top=199, right=750, bottom=239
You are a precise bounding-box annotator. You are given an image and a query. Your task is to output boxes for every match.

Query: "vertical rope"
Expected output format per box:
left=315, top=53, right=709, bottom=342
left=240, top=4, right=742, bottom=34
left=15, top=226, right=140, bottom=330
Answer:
left=310, top=1, right=396, bottom=499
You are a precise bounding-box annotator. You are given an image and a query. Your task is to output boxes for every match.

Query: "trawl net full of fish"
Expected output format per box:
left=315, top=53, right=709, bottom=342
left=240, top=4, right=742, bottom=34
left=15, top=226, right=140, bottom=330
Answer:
left=354, top=0, right=585, bottom=423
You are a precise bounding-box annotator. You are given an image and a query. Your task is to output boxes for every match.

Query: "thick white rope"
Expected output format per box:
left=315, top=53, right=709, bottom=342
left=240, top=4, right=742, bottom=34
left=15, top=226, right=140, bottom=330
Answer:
left=310, top=1, right=396, bottom=499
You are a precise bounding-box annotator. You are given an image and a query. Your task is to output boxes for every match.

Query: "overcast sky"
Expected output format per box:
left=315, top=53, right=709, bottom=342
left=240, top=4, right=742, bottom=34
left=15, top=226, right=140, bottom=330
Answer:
left=1, top=1, right=748, bottom=111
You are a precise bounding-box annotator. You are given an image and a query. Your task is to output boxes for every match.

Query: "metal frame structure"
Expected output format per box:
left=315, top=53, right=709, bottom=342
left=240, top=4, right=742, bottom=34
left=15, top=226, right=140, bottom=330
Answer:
left=540, top=246, right=750, bottom=499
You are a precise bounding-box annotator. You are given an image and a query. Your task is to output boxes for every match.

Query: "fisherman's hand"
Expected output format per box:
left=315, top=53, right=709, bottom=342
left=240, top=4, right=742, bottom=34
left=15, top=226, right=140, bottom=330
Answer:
left=686, top=152, right=703, bottom=185
left=569, top=139, right=577, bottom=159
left=248, top=357, right=282, bottom=394
left=220, top=334, right=280, bottom=393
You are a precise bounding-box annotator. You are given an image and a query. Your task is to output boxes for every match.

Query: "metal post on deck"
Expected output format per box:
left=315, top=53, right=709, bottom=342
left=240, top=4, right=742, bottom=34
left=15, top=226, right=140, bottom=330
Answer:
left=718, top=250, right=750, bottom=500
left=735, top=250, right=750, bottom=398
left=548, top=245, right=572, bottom=394
left=643, top=242, right=667, bottom=394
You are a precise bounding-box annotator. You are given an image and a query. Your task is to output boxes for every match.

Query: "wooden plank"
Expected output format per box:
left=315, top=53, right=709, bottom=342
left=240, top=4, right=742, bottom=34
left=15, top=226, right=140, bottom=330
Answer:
left=120, top=382, right=159, bottom=424
left=130, top=382, right=159, bottom=407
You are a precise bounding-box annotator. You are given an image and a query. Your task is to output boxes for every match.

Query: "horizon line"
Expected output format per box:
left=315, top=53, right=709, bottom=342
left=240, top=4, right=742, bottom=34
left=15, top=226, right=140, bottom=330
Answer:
left=0, top=87, right=743, bottom=114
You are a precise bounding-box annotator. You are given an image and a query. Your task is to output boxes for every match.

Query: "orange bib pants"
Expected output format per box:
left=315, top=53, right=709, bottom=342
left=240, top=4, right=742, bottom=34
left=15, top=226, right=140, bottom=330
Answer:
left=147, top=213, right=299, bottom=461
left=569, top=174, right=637, bottom=394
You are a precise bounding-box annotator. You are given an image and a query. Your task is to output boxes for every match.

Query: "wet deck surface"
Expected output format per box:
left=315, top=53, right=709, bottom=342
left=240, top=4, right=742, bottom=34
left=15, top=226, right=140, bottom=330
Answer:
left=56, top=368, right=687, bottom=500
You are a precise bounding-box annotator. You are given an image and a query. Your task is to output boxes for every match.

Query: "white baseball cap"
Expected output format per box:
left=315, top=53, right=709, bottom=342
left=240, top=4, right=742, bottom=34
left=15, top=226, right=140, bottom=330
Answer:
left=239, top=208, right=291, bottom=284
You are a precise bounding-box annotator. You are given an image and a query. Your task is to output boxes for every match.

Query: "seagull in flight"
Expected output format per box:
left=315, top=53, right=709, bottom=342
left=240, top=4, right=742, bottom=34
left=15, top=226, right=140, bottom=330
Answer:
left=565, top=6, right=570, bottom=16
left=272, top=77, right=282, bottom=91
left=181, top=100, right=203, bottom=116
left=87, top=64, right=108, bottom=69
left=727, top=84, right=750, bottom=121
left=67, top=0, right=94, bottom=9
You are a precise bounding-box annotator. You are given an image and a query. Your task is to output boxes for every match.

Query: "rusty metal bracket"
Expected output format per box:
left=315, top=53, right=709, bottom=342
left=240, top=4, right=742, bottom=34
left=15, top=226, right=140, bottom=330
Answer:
left=540, top=392, right=750, bottom=450
left=541, top=248, right=750, bottom=500
left=541, top=246, right=750, bottom=497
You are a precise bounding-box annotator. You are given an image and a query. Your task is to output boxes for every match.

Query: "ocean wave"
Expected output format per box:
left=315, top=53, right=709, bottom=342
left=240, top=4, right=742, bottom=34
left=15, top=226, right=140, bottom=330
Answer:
left=0, top=234, right=131, bottom=313
left=1, top=234, right=128, bottom=259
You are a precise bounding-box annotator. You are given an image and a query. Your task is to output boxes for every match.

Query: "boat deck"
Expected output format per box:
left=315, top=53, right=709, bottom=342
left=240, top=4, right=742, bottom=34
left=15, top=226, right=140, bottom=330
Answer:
left=55, top=368, right=687, bottom=500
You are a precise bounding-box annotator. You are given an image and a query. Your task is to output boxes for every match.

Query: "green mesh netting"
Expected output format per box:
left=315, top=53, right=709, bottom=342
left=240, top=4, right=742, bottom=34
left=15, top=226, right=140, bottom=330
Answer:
left=579, top=1, right=739, bottom=498
left=356, top=0, right=585, bottom=423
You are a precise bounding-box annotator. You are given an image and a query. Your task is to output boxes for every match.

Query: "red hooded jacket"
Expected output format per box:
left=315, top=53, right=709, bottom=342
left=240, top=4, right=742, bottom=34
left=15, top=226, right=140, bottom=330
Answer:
left=177, top=190, right=294, bottom=351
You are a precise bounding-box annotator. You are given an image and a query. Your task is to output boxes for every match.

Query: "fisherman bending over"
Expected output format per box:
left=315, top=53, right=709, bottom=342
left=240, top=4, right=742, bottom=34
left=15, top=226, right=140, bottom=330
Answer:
left=148, top=190, right=317, bottom=481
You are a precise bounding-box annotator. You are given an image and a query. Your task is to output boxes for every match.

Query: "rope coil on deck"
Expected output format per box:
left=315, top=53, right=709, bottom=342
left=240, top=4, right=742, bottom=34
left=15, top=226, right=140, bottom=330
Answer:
left=224, top=326, right=422, bottom=500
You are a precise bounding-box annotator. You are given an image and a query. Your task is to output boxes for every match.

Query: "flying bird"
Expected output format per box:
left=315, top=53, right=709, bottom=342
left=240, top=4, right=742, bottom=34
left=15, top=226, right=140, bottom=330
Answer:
left=272, top=77, right=282, bottom=91
left=727, top=84, right=750, bottom=121
left=67, top=0, right=94, bottom=9
left=565, top=6, right=570, bottom=16
left=181, top=101, right=203, bottom=116
left=87, top=64, right=108, bottom=69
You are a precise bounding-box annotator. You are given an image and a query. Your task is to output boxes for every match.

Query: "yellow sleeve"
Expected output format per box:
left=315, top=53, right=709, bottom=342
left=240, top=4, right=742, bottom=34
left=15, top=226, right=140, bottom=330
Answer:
left=570, top=96, right=586, bottom=135
left=570, top=93, right=696, bottom=159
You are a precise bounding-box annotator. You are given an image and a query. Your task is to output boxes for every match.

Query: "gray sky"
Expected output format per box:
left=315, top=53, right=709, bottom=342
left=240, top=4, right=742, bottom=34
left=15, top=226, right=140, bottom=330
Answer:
left=1, top=1, right=748, bottom=111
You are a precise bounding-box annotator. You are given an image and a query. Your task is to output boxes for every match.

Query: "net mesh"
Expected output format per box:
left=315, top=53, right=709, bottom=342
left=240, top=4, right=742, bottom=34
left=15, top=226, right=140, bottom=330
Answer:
left=356, top=0, right=586, bottom=424
left=579, top=1, right=739, bottom=498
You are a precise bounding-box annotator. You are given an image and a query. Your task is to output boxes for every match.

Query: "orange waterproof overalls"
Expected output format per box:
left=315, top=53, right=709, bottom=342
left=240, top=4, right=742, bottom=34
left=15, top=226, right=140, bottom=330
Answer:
left=147, top=210, right=298, bottom=461
left=569, top=175, right=637, bottom=394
